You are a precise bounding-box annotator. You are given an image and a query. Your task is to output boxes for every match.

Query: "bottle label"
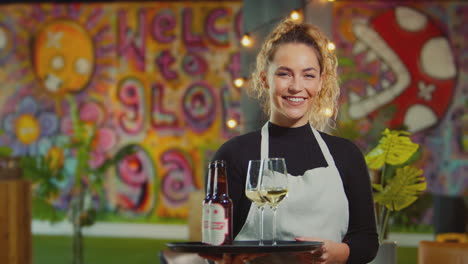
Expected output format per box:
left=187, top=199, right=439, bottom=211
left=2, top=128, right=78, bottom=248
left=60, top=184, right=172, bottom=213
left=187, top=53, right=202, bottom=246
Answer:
left=201, top=203, right=210, bottom=244
left=210, top=203, right=229, bottom=245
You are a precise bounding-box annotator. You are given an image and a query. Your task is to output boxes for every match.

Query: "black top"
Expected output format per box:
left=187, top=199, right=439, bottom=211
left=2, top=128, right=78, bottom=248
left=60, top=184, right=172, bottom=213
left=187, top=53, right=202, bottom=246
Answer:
left=212, top=122, right=378, bottom=264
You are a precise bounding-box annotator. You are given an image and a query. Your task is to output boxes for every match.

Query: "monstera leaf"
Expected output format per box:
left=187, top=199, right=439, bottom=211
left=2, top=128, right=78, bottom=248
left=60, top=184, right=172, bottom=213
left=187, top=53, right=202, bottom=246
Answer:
left=365, top=129, right=419, bottom=169
left=373, top=165, right=427, bottom=211
left=365, top=129, right=425, bottom=243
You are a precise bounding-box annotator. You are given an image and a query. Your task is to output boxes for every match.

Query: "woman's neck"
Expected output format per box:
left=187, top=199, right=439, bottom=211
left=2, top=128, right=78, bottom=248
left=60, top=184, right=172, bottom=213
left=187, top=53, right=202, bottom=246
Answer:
left=268, top=121, right=311, bottom=137
left=269, top=118, right=309, bottom=128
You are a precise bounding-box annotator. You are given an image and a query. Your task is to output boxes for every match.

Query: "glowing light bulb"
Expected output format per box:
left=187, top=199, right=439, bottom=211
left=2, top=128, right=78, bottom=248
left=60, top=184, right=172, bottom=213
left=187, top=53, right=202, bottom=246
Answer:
left=227, top=119, right=238, bottom=129
left=290, top=10, right=301, bottom=21
left=241, top=34, right=252, bottom=47
left=328, top=0, right=335, bottom=2
left=324, top=108, right=333, bottom=117
left=327, top=42, right=336, bottom=51
left=234, top=78, right=244, bottom=88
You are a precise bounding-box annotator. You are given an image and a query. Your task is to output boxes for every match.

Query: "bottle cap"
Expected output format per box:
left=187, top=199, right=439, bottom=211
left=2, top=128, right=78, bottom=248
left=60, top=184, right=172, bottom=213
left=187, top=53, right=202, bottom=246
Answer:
left=213, top=160, right=226, bottom=168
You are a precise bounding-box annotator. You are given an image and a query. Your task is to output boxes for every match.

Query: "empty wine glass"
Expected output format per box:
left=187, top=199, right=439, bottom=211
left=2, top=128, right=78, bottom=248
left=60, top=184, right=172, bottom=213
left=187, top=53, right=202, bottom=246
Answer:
left=260, top=158, right=288, bottom=246
left=245, top=160, right=267, bottom=245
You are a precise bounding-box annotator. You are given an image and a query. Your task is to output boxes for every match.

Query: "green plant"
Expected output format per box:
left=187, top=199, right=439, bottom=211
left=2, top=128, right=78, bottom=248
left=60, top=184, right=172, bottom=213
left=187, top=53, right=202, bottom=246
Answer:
left=21, top=95, right=135, bottom=264
left=20, top=154, right=66, bottom=222
left=0, top=129, right=13, bottom=157
left=365, top=129, right=427, bottom=244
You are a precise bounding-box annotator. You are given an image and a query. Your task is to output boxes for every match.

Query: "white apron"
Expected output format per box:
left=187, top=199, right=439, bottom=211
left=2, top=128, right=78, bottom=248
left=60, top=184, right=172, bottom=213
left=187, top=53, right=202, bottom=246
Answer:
left=236, top=122, right=349, bottom=243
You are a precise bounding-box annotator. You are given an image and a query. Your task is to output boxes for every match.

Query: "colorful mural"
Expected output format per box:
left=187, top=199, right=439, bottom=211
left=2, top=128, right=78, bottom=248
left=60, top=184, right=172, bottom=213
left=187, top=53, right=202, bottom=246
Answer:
left=334, top=3, right=467, bottom=198
left=0, top=2, right=242, bottom=222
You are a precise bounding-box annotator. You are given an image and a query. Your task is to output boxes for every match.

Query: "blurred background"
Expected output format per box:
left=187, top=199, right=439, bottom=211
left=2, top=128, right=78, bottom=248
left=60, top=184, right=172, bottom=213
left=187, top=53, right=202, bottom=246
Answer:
left=0, top=0, right=466, bottom=263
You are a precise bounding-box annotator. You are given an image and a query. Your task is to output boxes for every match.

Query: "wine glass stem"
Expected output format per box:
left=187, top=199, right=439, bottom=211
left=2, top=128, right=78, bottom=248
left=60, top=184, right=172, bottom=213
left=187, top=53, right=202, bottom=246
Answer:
left=272, top=207, right=277, bottom=246
left=258, top=206, right=264, bottom=246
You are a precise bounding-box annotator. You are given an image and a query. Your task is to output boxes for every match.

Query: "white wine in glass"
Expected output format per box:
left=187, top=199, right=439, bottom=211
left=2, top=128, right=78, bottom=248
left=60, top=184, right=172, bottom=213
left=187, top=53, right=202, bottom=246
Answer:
left=260, top=187, right=288, bottom=207
left=260, top=157, right=288, bottom=246
left=245, top=189, right=267, bottom=207
left=245, top=160, right=267, bottom=245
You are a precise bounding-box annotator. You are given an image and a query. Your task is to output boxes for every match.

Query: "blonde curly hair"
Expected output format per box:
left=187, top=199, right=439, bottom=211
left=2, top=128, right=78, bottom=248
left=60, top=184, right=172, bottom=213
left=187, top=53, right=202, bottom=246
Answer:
left=248, top=18, right=340, bottom=131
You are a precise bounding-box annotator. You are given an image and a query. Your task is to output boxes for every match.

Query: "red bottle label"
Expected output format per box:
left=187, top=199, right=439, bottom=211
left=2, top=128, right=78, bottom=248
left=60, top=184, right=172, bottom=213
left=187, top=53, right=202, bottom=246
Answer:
left=210, top=203, right=229, bottom=245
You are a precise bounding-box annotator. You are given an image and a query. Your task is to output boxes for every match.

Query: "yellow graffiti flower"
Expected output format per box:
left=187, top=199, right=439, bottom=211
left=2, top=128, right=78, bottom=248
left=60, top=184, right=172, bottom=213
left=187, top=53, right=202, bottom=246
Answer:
left=15, top=114, right=40, bottom=145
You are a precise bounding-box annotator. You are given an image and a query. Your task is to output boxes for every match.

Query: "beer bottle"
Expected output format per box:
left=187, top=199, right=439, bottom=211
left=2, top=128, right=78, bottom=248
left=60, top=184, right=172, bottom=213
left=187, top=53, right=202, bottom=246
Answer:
left=202, top=162, right=215, bottom=244
left=210, top=160, right=233, bottom=245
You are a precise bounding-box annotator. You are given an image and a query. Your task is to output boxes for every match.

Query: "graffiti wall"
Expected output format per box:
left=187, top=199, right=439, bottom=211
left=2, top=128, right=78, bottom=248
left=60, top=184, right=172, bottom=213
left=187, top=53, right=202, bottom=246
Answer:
left=0, top=2, right=242, bottom=222
left=333, top=2, right=467, bottom=227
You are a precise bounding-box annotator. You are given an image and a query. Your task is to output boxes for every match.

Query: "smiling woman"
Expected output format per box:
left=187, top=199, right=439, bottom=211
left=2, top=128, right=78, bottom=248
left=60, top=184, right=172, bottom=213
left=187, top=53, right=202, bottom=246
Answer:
left=266, top=42, right=323, bottom=128
left=249, top=19, right=340, bottom=132
left=209, top=17, right=378, bottom=264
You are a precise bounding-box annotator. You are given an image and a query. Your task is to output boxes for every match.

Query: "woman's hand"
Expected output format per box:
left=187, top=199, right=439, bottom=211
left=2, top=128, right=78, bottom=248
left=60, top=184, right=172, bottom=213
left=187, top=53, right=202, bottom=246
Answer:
left=295, top=237, right=350, bottom=264
left=199, top=253, right=267, bottom=264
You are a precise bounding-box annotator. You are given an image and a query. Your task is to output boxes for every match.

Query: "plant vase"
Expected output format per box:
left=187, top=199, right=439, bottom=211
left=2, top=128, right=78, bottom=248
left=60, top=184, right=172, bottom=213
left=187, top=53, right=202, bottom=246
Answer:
left=368, top=241, right=397, bottom=264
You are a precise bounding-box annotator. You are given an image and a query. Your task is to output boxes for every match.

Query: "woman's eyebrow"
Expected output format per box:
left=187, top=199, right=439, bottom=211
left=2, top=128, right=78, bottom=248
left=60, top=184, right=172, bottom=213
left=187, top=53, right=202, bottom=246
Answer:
left=303, top=67, right=318, bottom=72
left=276, top=66, right=318, bottom=72
left=276, top=66, right=292, bottom=72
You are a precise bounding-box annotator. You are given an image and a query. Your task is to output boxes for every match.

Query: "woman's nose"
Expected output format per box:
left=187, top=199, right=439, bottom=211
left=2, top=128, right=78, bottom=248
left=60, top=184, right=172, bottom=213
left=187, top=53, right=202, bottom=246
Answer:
left=288, top=78, right=302, bottom=93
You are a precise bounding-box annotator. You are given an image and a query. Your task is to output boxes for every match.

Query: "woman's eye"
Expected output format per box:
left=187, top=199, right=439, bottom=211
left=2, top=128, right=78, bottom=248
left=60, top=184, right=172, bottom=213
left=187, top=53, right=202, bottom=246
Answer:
left=276, top=72, right=290, bottom=77
left=305, top=74, right=315, bottom=78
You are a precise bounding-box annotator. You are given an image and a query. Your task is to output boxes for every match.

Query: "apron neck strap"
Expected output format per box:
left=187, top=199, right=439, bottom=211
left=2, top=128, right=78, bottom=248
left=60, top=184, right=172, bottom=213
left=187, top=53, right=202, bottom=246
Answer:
left=261, top=122, right=269, bottom=160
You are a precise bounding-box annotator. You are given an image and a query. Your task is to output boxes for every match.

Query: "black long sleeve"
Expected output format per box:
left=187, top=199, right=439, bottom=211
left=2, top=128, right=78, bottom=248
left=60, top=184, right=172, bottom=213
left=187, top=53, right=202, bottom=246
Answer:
left=324, top=133, right=379, bottom=263
left=212, top=122, right=378, bottom=263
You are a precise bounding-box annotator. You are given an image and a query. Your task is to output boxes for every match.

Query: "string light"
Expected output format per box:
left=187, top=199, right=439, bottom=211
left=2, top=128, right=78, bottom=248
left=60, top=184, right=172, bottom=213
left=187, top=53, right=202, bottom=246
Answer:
left=226, top=119, right=238, bottom=129
left=324, top=108, right=333, bottom=117
left=234, top=78, right=244, bottom=88
left=290, top=9, right=302, bottom=22
left=241, top=34, right=252, bottom=47
left=242, top=1, right=334, bottom=49
left=327, top=42, right=336, bottom=51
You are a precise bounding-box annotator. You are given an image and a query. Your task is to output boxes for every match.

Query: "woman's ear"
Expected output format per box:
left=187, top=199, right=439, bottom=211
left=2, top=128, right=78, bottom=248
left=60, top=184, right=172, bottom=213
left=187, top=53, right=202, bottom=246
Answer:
left=260, top=72, right=269, bottom=89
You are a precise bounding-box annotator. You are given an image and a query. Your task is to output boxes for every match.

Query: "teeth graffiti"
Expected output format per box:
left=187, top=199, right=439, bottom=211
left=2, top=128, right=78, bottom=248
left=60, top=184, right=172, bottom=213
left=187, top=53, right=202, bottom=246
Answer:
left=352, top=41, right=367, bottom=55
left=348, top=22, right=411, bottom=120
left=349, top=91, right=361, bottom=103
left=381, top=63, right=389, bottom=71
left=44, top=73, right=62, bottom=92
left=365, top=50, right=378, bottom=63
left=366, top=85, right=376, bottom=96
left=382, top=79, right=390, bottom=89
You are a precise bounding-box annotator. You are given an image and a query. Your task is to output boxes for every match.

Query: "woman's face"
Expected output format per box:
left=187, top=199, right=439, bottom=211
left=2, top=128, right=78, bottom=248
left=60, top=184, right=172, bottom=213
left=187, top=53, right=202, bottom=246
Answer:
left=266, top=42, right=322, bottom=127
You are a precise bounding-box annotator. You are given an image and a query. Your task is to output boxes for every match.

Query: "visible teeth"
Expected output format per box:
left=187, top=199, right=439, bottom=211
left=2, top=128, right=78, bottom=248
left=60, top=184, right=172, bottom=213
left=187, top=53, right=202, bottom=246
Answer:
left=349, top=91, right=361, bottom=103
left=366, top=85, right=376, bottom=97
left=382, top=79, right=390, bottom=88
left=44, top=73, right=62, bottom=92
left=287, top=97, right=304, bottom=102
left=365, top=50, right=378, bottom=63
left=352, top=41, right=367, bottom=55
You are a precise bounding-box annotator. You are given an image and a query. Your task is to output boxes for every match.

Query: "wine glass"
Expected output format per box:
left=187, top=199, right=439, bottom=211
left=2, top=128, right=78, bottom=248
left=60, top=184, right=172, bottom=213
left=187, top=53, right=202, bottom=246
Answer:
left=260, top=157, right=288, bottom=246
left=245, top=160, right=267, bottom=245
